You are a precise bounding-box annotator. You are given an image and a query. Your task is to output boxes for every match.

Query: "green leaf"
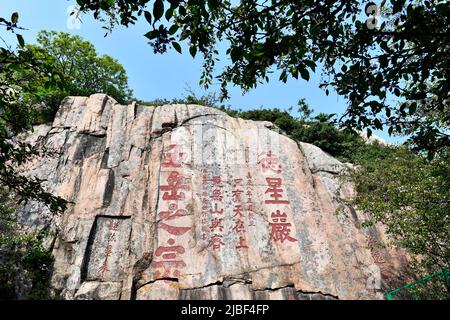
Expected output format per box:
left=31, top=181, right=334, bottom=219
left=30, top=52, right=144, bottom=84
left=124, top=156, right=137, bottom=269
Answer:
left=379, top=55, right=388, bottom=68
left=291, top=67, right=298, bottom=79
left=144, top=11, right=152, bottom=24
left=300, top=68, right=310, bottom=81
left=11, top=12, right=19, bottom=24
left=409, top=102, right=417, bottom=115
left=385, top=107, right=391, bottom=117
left=178, top=5, right=186, bottom=16
left=153, top=0, right=164, bottom=21
left=16, top=34, right=25, bottom=47
left=380, top=41, right=390, bottom=53
left=304, top=60, right=316, bottom=72
left=165, top=8, right=174, bottom=21
left=374, top=119, right=382, bottom=130
left=230, top=47, right=242, bottom=62
left=144, top=30, right=159, bottom=40
left=168, top=24, right=179, bottom=35
left=189, top=45, right=197, bottom=58
left=172, top=42, right=182, bottom=53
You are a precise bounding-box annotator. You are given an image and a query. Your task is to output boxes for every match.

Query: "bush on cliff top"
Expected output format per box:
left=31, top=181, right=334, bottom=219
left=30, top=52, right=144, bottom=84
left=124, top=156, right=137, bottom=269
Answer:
left=23, top=30, right=134, bottom=124
left=141, top=93, right=388, bottom=164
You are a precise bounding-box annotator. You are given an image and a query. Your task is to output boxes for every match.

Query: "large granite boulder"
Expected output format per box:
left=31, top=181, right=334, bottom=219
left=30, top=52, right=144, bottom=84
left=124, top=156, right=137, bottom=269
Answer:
left=19, top=94, right=407, bottom=300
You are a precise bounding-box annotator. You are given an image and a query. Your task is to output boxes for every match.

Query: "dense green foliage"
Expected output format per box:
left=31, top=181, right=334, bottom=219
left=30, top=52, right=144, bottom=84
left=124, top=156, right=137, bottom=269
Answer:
left=25, top=31, right=133, bottom=123
left=0, top=13, right=68, bottom=215
left=0, top=187, right=55, bottom=300
left=0, top=20, right=133, bottom=210
left=77, top=0, right=449, bottom=157
left=344, top=147, right=449, bottom=281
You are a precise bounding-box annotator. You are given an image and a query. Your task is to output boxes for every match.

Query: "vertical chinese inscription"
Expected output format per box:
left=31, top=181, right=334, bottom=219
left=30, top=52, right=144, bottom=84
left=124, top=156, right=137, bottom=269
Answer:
left=85, top=216, right=131, bottom=282
left=200, top=168, right=209, bottom=241
left=152, top=144, right=192, bottom=279
left=232, top=178, right=249, bottom=249
left=208, top=175, right=225, bottom=251
left=195, top=147, right=299, bottom=255
left=259, top=151, right=297, bottom=243
left=246, top=172, right=256, bottom=227
left=97, top=220, right=120, bottom=277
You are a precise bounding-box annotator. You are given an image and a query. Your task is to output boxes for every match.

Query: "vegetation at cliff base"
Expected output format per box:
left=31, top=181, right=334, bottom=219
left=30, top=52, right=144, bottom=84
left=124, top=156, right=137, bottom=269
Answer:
left=0, top=187, right=54, bottom=300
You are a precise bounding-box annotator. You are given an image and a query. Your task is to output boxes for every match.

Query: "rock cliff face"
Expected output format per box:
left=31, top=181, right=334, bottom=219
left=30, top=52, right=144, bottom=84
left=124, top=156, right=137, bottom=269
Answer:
left=20, top=94, right=406, bottom=300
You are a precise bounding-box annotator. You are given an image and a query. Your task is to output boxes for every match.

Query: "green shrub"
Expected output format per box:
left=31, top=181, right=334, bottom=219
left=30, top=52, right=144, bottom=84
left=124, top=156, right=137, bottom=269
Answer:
left=0, top=187, right=55, bottom=300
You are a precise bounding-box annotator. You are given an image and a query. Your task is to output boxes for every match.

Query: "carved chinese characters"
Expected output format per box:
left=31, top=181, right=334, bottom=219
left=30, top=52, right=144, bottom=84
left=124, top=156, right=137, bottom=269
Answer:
left=200, top=169, right=209, bottom=241
left=269, top=210, right=297, bottom=243
left=84, top=216, right=131, bottom=282
left=246, top=172, right=256, bottom=227
left=152, top=143, right=192, bottom=279
left=21, top=96, right=410, bottom=300
left=97, top=220, right=120, bottom=277
left=258, top=150, right=282, bottom=174
left=260, top=151, right=297, bottom=244
left=232, top=178, right=249, bottom=250
left=208, top=175, right=225, bottom=251
left=161, top=144, right=185, bottom=168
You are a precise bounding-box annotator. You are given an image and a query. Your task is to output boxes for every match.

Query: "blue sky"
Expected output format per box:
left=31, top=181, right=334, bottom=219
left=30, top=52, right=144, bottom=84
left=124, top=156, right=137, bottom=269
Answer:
left=1, top=0, right=400, bottom=142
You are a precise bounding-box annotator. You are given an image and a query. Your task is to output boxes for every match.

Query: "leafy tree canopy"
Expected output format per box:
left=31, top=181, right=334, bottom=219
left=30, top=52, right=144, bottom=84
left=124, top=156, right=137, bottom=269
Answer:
left=344, top=147, right=449, bottom=277
left=1, top=17, right=133, bottom=213
left=76, top=0, right=450, bottom=157
left=0, top=14, right=67, bottom=214
left=25, top=30, right=133, bottom=120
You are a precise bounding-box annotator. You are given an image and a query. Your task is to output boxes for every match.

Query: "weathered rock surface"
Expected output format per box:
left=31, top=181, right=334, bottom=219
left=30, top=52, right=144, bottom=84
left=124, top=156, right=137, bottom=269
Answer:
left=19, top=94, right=407, bottom=300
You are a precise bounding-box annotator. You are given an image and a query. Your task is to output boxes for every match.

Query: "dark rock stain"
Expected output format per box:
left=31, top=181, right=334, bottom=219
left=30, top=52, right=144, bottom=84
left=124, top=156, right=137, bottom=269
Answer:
left=102, top=169, right=115, bottom=207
